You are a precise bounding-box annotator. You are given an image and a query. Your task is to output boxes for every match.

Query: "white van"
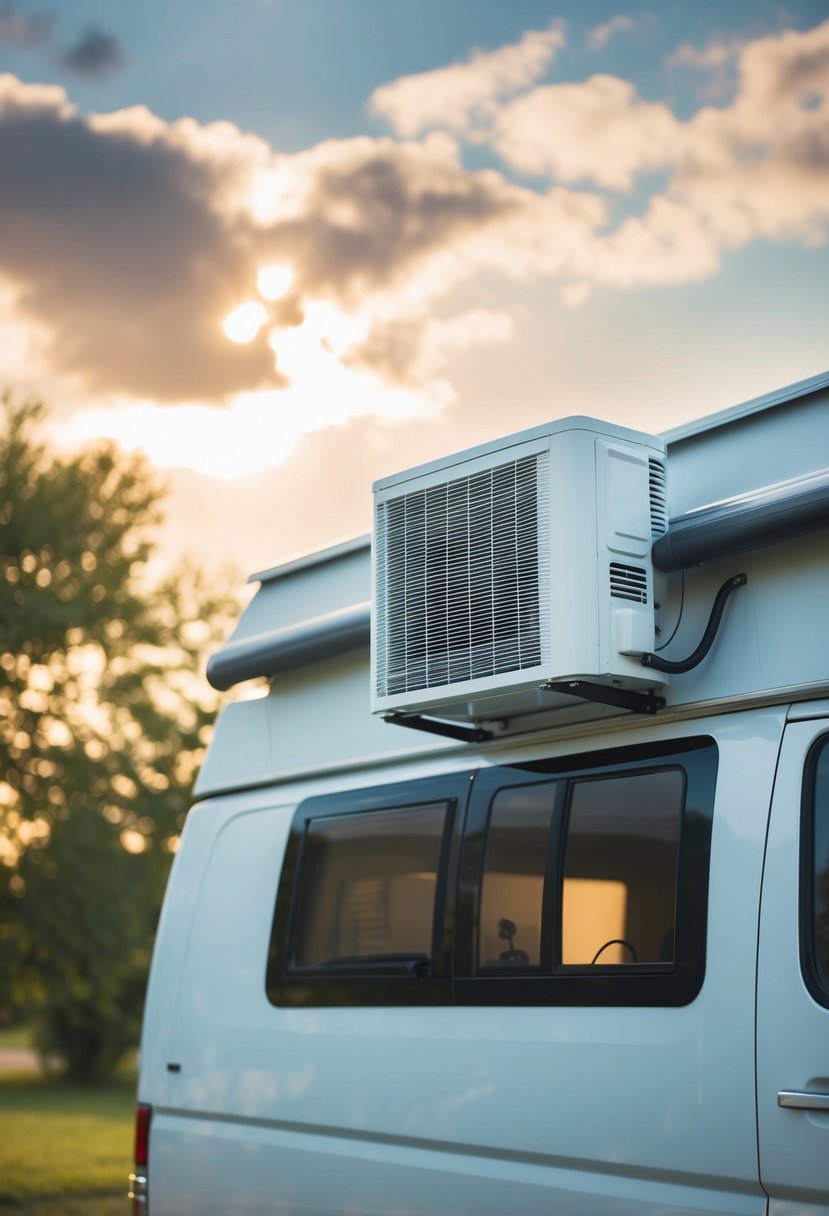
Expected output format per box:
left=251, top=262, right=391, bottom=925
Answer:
left=132, top=371, right=829, bottom=1216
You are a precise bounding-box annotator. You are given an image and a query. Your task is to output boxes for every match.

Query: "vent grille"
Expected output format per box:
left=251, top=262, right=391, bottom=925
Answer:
left=649, top=458, right=668, bottom=538
left=375, top=453, right=549, bottom=696
left=610, top=563, right=648, bottom=603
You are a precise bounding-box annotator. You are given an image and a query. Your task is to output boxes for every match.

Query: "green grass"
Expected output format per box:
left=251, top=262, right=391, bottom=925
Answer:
left=0, top=1069, right=134, bottom=1209
left=0, top=1025, right=33, bottom=1050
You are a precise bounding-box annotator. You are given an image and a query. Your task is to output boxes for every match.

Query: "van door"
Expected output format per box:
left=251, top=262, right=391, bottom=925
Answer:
left=757, top=709, right=829, bottom=1214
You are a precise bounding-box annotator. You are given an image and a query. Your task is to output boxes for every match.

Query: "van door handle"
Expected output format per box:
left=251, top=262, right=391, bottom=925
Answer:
left=777, top=1090, right=829, bottom=1111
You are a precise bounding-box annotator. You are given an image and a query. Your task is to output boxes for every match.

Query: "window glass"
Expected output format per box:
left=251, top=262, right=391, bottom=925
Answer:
left=562, top=770, right=683, bottom=966
left=291, top=803, right=447, bottom=969
left=812, top=742, right=829, bottom=994
left=478, top=782, right=559, bottom=968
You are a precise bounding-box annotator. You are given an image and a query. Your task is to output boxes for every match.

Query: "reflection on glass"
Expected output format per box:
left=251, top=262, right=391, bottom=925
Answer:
left=292, top=804, right=447, bottom=967
left=562, top=770, right=683, bottom=966
left=479, top=782, right=559, bottom=968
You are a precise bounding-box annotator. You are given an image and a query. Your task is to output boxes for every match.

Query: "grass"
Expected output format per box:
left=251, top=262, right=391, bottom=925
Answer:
left=0, top=1025, right=33, bottom=1050
left=0, top=1066, right=134, bottom=1212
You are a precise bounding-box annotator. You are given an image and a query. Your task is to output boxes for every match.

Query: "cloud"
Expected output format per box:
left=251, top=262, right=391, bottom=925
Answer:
left=0, top=2, right=53, bottom=47
left=369, top=23, right=564, bottom=137
left=587, top=15, right=635, bottom=51
left=491, top=74, right=682, bottom=189
left=0, top=76, right=276, bottom=400
left=668, top=40, right=736, bottom=71
left=0, top=6, right=124, bottom=80
left=3, top=15, right=829, bottom=447
left=59, top=25, right=124, bottom=78
left=347, top=308, right=513, bottom=388
left=671, top=19, right=829, bottom=247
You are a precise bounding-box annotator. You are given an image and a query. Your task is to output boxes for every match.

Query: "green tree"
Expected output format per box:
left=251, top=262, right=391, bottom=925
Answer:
left=0, top=398, right=237, bottom=1081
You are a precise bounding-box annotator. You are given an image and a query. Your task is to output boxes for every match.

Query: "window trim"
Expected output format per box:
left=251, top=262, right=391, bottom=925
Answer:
left=800, top=733, right=829, bottom=1009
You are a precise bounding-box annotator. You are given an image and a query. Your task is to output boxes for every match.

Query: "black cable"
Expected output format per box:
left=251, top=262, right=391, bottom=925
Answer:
left=640, top=573, right=747, bottom=675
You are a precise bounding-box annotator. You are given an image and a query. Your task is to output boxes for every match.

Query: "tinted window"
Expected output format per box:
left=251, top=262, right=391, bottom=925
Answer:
left=478, top=782, right=559, bottom=969
left=291, top=804, right=447, bottom=969
left=455, top=738, right=717, bottom=1008
left=561, top=770, right=683, bottom=966
left=267, top=771, right=471, bottom=1006
left=807, top=739, right=829, bottom=999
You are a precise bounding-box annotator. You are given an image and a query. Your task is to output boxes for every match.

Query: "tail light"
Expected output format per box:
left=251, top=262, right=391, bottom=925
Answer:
left=128, top=1102, right=151, bottom=1213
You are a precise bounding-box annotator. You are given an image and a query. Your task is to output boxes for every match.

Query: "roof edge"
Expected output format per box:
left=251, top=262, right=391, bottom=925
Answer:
left=662, top=369, right=829, bottom=447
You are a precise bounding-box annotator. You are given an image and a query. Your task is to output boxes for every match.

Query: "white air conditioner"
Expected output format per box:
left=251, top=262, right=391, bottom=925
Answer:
left=371, top=417, right=669, bottom=725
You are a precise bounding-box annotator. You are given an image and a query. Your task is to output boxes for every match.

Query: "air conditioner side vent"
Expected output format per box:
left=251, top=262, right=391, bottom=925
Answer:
left=610, top=562, right=648, bottom=603
left=649, top=458, right=668, bottom=538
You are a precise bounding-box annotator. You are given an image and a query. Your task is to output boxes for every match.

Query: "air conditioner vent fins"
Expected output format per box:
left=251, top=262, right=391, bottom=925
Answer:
left=610, top=563, right=648, bottom=603
left=649, top=459, right=668, bottom=538
left=375, top=453, right=549, bottom=696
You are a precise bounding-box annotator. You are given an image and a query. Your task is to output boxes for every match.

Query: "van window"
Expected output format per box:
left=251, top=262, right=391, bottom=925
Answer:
left=267, top=771, right=471, bottom=1007
left=291, top=804, right=446, bottom=969
left=561, top=770, right=683, bottom=967
left=269, top=740, right=716, bottom=1008
left=478, top=781, right=560, bottom=969
left=805, top=737, right=829, bottom=1003
left=455, top=737, right=717, bottom=1008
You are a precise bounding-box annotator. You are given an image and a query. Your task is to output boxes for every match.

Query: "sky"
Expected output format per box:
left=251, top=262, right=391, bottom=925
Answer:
left=1, top=0, right=828, bottom=580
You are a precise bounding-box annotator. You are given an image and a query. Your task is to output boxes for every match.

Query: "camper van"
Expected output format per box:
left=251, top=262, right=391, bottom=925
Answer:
left=132, top=371, right=829, bottom=1215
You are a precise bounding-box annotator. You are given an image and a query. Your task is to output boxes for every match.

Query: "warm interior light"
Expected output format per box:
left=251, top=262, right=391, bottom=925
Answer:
left=257, top=264, right=294, bottom=301
left=223, top=301, right=268, bottom=344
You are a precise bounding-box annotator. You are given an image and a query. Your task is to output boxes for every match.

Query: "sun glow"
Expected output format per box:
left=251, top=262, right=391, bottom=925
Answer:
left=257, top=263, right=294, bottom=301
left=223, top=300, right=268, bottom=344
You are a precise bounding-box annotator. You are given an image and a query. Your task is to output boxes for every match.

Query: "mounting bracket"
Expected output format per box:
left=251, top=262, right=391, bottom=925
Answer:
left=382, top=712, right=494, bottom=744
left=540, top=679, right=666, bottom=716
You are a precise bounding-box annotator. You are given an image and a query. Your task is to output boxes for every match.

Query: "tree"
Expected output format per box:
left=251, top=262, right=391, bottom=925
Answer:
left=0, top=397, right=237, bottom=1081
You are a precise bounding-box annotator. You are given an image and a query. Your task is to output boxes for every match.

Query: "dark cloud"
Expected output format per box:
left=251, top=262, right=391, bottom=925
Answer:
left=0, top=2, right=54, bottom=47
left=59, top=25, right=123, bottom=78
left=263, top=141, right=521, bottom=303
left=0, top=82, right=534, bottom=401
left=0, top=79, right=275, bottom=401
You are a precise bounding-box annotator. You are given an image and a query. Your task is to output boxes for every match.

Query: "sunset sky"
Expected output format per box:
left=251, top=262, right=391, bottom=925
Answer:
left=2, top=0, right=828, bottom=578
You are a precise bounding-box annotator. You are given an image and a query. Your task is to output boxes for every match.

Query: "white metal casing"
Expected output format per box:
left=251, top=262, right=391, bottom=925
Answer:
left=371, top=417, right=668, bottom=721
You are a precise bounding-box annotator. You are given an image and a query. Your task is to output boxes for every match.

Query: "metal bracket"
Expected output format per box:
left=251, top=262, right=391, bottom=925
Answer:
left=541, top=680, right=666, bottom=716
left=382, top=712, right=494, bottom=744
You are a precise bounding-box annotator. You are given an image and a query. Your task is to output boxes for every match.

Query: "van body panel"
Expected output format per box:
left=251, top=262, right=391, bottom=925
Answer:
left=148, top=1110, right=764, bottom=1216
left=757, top=715, right=829, bottom=1213
left=141, top=711, right=785, bottom=1214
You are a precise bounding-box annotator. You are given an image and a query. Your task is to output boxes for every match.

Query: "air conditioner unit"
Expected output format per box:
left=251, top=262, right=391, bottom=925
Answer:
left=371, top=417, right=668, bottom=725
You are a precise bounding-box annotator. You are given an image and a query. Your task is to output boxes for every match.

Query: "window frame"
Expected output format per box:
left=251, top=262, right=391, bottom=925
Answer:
left=266, top=771, right=473, bottom=1007
left=454, top=737, right=717, bottom=1008
left=800, top=733, right=829, bottom=1009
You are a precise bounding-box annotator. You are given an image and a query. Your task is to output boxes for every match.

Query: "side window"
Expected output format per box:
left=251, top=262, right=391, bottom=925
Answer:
left=804, top=737, right=829, bottom=1003
left=267, top=772, right=471, bottom=1007
left=561, top=770, right=683, bottom=967
left=456, top=737, right=717, bottom=1008
left=291, top=804, right=446, bottom=970
left=478, top=781, right=560, bottom=969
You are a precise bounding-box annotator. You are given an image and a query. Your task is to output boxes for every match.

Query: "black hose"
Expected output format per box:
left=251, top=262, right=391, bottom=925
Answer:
left=640, top=574, right=747, bottom=674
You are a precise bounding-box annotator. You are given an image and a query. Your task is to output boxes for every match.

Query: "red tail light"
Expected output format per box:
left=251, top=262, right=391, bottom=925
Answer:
left=135, top=1102, right=152, bottom=1167
left=129, top=1102, right=151, bottom=1212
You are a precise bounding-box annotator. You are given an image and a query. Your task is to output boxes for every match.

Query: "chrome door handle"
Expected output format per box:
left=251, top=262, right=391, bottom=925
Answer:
left=778, top=1090, right=829, bottom=1111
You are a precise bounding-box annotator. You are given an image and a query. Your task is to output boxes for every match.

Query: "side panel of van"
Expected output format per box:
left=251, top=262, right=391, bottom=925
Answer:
left=140, top=711, right=785, bottom=1215
left=757, top=710, right=829, bottom=1214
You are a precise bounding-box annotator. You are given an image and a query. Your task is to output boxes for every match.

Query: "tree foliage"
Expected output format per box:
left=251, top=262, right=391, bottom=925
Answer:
left=0, top=398, right=237, bottom=1081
